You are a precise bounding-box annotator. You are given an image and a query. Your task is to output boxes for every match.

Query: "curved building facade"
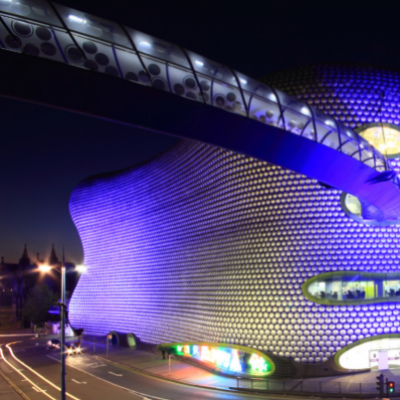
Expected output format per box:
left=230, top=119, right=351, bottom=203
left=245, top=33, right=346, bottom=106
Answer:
left=69, top=64, right=400, bottom=371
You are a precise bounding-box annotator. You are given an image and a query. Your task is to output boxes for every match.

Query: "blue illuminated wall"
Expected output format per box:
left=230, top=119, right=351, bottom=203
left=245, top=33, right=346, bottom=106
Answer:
left=70, top=64, right=400, bottom=364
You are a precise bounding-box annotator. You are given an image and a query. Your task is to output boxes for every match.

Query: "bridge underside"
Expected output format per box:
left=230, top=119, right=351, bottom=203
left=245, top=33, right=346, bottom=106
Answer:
left=1, top=51, right=399, bottom=219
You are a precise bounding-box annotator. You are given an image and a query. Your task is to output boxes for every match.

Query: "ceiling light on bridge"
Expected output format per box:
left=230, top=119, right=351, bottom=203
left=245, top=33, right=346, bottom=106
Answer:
left=195, top=60, right=204, bottom=67
left=301, top=106, right=311, bottom=116
left=68, top=14, right=87, bottom=24
left=239, top=78, right=247, bottom=85
left=139, top=41, right=151, bottom=47
left=358, top=123, right=400, bottom=159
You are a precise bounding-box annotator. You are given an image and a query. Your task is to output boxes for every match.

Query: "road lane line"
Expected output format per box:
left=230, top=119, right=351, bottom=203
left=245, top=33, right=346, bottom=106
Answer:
left=0, top=347, right=57, bottom=400
left=6, top=343, right=81, bottom=400
left=0, top=334, right=36, bottom=337
left=71, top=379, right=87, bottom=384
left=108, top=371, right=123, bottom=376
left=47, top=355, right=163, bottom=400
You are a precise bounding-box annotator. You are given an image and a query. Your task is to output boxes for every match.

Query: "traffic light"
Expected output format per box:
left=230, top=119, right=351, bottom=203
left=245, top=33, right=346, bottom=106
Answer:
left=377, top=374, right=384, bottom=397
left=388, top=381, right=395, bottom=394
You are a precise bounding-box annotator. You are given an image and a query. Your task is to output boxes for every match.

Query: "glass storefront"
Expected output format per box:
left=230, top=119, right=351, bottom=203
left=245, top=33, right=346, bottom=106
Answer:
left=304, top=272, right=400, bottom=305
left=338, top=336, right=400, bottom=370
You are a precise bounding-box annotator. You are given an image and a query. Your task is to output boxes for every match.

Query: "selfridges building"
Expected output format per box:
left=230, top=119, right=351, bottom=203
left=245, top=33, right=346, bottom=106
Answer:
left=2, top=0, right=400, bottom=378
left=69, top=63, right=400, bottom=375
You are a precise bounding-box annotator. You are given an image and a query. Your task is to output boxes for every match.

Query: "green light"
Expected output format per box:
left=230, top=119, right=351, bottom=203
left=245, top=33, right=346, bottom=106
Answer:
left=176, top=345, right=183, bottom=354
left=249, top=353, right=269, bottom=373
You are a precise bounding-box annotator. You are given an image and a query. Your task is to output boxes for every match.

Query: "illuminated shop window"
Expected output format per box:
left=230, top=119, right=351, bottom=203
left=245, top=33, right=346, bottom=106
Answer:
left=336, top=335, right=400, bottom=371
left=303, top=272, right=400, bottom=305
left=358, top=123, right=400, bottom=159
left=157, top=342, right=274, bottom=377
left=343, top=193, right=362, bottom=216
left=340, top=192, right=400, bottom=226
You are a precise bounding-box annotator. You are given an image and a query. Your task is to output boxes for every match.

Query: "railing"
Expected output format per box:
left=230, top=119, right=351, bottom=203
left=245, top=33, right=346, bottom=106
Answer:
left=236, top=376, right=396, bottom=395
left=0, top=0, right=395, bottom=179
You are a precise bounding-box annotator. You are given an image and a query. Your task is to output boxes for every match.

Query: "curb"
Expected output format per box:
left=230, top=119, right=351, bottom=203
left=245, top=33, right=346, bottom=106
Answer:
left=0, top=368, right=30, bottom=400
left=89, top=353, right=389, bottom=399
left=89, top=353, right=238, bottom=395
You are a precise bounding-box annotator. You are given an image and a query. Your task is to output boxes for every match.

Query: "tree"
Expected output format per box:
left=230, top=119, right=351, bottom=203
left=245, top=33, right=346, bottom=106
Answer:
left=23, top=284, right=58, bottom=325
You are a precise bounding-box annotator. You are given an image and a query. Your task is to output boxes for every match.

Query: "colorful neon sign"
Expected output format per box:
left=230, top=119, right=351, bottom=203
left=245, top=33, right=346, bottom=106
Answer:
left=157, top=342, right=275, bottom=377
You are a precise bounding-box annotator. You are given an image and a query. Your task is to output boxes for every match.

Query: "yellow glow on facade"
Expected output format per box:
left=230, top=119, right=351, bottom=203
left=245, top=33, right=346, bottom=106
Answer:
left=359, top=124, right=400, bottom=158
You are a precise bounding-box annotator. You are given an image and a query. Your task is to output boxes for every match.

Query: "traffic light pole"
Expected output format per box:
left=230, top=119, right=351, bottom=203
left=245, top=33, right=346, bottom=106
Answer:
left=377, top=373, right=384, bottom=398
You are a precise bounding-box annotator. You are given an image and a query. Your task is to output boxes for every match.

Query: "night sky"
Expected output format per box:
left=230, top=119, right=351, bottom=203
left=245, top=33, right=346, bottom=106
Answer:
left=2, top=0, right=400, bottom=263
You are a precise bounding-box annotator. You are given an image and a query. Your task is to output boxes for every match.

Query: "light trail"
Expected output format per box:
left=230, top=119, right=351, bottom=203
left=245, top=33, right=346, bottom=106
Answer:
left=6, top=343, right=81, bottom=400
left=0, top=346, right=57, bottom=400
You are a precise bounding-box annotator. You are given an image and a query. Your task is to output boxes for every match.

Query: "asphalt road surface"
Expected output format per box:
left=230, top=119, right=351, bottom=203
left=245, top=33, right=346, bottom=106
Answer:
left=0, top=334, right=350, bottom=400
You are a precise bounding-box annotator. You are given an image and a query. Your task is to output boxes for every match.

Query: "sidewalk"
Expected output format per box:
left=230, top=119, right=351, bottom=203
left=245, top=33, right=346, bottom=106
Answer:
left=0, top=372, right=27, bottom=400
left=81, top=340, right=237, bottom=389
left=79, top=339, right=400, bottom=398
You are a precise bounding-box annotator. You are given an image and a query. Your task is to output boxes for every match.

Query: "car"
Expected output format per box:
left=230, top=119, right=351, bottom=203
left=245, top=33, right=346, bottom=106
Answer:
left=65, top=342, right=83, bottom=356
left=47, top=339, right=61, bottom=350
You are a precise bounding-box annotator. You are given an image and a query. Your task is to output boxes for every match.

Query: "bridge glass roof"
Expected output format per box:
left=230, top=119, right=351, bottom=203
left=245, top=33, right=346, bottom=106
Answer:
left=0, top=0, right=395, bottom=178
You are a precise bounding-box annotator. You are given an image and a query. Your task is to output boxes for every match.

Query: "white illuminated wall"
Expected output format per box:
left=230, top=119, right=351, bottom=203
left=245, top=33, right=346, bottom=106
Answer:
left=70, top=64, right=400, bottom=364
left=339, top=337, right=400, bottom=370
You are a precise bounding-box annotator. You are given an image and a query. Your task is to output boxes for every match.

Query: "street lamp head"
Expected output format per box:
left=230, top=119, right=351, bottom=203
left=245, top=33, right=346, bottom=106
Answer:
left=75, top=265, right=87, bottom=273
left=39, top=265, right=51, bottom=272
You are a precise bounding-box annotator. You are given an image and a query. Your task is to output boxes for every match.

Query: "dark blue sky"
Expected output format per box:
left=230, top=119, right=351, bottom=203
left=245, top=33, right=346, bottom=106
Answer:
left=2, top=0, right=400, bottom=263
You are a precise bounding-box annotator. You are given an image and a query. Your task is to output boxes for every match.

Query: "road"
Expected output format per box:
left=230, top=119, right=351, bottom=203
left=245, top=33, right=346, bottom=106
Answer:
left=0, top=334, right=341, bottom=400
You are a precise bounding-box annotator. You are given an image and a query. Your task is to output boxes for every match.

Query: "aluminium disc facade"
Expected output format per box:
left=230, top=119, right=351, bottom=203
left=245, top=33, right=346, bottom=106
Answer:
left=70, top=64, right=400, bottom=364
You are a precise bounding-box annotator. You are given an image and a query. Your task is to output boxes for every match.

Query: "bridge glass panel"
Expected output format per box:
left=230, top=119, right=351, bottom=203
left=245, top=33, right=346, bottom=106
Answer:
left=341, top=139, right=361, bottom=160
left=114, top=48, right=152, bottom=86
left=0, top=18, right=22, bottom=52
left=126, top=28, right=191, bottom=69
left=1, top=16, right=78, bottom=65
left=53, top=3, right=131, bottom=48
left=234, top=72, right=278, bottom=104
left=211, top=81, right=246, bottom=115
left=282, top=109, right=312, bottom=137
left=321, top=131, right=341, bottom=150
left=247, top=96, right=281, bottom=127
left=167, top=65, right=203, bottom=102
left=140, top=55, right=171, bottom=92
left=281, top=98, right=314, bottom=137
left=375, top=156, right=387, bottom=172
left=185, top=50, right=237, bottom=85
left=0, top=0, right=62, bottom=27
left=72, top=35, right=123, bottom=76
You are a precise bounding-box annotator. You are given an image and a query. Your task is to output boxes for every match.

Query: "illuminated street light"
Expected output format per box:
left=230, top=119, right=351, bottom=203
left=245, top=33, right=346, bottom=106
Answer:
left=75, top=264, right=87, bottom=273
left=39, top=264, right=52, bottom=272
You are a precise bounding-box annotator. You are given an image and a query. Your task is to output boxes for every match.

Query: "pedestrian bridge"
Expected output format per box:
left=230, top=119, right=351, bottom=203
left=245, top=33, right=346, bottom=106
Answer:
left=0, top=0, right=399, bottom=221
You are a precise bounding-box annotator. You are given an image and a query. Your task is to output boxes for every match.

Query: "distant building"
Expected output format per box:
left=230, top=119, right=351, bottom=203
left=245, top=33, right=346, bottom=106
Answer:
left=0, top=245, right=79, bottom=326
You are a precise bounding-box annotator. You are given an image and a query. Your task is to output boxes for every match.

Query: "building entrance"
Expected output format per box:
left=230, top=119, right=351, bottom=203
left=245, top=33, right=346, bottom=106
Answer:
left=370, top=349, right=400, bottom=370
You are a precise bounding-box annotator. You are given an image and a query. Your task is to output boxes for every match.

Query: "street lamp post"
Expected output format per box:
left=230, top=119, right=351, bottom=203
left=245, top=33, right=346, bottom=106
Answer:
left=60, top=249, right=66, bottom=400
left=39, top=251, right=86, bottom=400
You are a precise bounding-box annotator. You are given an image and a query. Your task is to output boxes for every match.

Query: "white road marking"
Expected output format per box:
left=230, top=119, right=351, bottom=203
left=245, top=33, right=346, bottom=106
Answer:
left=71, top=379, right=87, bottom=384
left=0, top=347, right=57, bottom=400
left=108, top=371, right=123, bottom=377
left=47, top=354, right=166, bottom=400
left=6, top=344, right=81, bottom=400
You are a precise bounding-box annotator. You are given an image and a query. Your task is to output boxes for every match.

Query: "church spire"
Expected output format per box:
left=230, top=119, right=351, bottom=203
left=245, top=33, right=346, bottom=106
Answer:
left=49, top=244, right=59, bottom=265
left=19, top=244, right=30, bottom=266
